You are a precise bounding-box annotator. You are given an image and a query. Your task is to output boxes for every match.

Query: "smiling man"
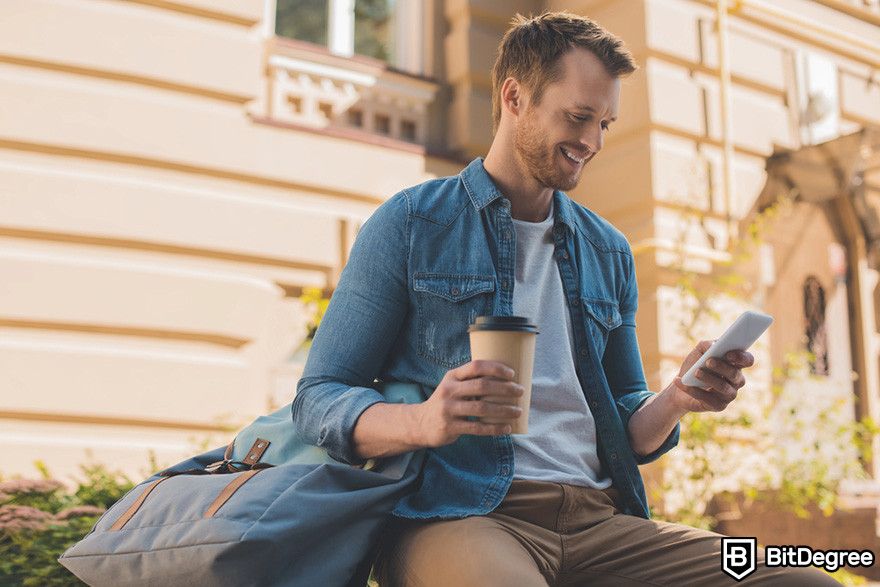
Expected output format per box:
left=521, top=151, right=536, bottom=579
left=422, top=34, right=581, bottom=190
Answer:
left=292, top=11, right=839, bottom=586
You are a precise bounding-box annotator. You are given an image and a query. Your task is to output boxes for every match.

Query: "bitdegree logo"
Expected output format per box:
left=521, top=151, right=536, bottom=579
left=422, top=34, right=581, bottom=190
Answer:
left=766, top=545, right=874, bottom=573
left=722, top=538, right=757, bottom=581
left=721, top=537, right=875, bottom=580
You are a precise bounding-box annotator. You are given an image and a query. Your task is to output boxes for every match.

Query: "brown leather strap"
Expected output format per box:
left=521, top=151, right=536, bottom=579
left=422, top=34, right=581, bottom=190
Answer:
left=203, top=469, right=262, bottom=518
left=223, top=441, right=235, bottom=461
left=242, top=438, right=270, bottom=466
left=110, top=477, right=169, bottom=531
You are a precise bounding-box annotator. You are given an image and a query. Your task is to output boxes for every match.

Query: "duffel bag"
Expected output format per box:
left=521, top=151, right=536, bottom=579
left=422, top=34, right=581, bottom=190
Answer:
left=58, top=382, right=427, bottom=587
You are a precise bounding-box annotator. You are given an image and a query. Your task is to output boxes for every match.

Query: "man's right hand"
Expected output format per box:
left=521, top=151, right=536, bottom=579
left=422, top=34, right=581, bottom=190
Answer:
left=413, top=360, right=525, bottom=448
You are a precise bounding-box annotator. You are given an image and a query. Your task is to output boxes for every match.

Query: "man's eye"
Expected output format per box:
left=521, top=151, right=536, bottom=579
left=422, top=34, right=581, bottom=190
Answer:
left=570, top=114, right=588, bottom=122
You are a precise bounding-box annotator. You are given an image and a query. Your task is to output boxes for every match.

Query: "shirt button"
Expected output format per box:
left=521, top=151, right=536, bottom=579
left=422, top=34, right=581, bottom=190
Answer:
left=606, top=316, right=614, bottom=325
left=561, top=250, right=569, bottom=260
left=571, top=299, right=579, bottom=307
left=502, top=279, right=510, bottom=290
left=451, top=287, right=460, bottom=296
left=579, top=347, right=588, bottom=357
left=500, top=465, right=510, bottom=475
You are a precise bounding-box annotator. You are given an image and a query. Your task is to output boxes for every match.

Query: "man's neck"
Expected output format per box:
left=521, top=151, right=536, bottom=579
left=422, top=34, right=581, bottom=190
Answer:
left=483, top=143, right=554, bottom=222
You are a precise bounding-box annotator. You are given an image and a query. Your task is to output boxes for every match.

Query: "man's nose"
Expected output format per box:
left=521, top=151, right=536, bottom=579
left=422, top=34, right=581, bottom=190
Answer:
left=579, top=125, right=603, bottom=155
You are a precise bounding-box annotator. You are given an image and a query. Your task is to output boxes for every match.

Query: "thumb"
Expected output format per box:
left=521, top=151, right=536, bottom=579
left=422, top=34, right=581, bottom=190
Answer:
left=696, top=339, right=715, bottom=353
left=682, top=340, right=713, bottom=370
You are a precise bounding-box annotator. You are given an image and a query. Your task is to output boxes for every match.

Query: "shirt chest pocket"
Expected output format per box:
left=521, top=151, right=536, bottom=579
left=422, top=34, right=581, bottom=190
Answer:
left=583, top=298, right=622, bottom=357
left=413, top=273, right=496, bottom=368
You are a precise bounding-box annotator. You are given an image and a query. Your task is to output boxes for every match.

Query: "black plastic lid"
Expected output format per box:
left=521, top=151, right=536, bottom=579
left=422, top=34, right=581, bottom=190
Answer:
left=467, top=315, right=539, bottom=334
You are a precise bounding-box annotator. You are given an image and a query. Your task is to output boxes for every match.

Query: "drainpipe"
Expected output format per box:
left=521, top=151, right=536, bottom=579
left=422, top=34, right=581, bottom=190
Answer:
left=717, top=0, right=737, bottom=246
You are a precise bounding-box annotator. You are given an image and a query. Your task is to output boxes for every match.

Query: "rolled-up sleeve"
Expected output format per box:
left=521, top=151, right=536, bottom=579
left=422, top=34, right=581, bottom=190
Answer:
left=291, top=191, right=411, bottom=465
left=615, top=391, right=679, bottom=465
left=604, top=249, right=679, bottom=465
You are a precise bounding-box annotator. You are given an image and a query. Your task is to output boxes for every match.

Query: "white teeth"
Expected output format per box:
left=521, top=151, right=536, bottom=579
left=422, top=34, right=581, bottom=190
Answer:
left=561, top=147, right=586, bottom=164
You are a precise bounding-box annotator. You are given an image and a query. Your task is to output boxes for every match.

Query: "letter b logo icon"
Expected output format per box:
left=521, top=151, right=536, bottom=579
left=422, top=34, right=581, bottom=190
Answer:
left=722, top=537, right=757, bottom=581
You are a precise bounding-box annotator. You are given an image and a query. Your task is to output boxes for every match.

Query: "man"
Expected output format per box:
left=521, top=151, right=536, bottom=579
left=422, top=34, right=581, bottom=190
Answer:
left=293, top=11, right=839, bottom=587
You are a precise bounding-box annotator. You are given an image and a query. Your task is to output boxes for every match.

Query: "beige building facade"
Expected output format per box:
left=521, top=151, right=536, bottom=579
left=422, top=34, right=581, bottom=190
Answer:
left=2, top=0, right=879, bottom=550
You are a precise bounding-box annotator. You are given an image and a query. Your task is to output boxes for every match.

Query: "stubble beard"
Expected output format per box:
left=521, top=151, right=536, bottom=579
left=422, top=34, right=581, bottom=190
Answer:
left=513, top=107, right=581, bottom=192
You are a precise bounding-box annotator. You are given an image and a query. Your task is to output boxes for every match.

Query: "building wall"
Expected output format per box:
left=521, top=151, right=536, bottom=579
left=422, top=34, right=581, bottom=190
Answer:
left=0, top=0, right=458, bottom=480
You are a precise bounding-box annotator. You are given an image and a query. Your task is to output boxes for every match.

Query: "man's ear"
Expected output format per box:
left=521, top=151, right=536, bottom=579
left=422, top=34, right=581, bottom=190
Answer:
left=502, top=77, right=522, bottom=116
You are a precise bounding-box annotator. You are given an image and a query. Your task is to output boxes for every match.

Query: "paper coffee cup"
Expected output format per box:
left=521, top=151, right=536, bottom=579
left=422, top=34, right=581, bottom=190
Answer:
left=467, top=316, right=538, bottom=434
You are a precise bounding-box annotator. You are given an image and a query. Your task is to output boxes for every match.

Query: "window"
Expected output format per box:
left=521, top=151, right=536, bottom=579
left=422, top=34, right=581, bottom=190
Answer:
left=276, top=0, right=328, bottom=46
left=354, top=0, right=396, bottom=62
left=400, top=119, right=416, bottom=142
left=374, top=113, right=390, bottom=134
left=348, top=108, right=364, bottom=127
left=803, top=276, right=829, bottom=376
left=276, top=0, right=398, bottom=63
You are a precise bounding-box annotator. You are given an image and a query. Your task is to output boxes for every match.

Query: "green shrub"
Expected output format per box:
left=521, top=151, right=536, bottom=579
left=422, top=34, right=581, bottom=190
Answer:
left=0, top=462, right=134, bottom=586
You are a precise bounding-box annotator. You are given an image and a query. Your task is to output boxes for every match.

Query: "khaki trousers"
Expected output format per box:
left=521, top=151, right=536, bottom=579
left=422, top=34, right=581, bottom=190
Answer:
left=374, top=479, right=841, bottom=586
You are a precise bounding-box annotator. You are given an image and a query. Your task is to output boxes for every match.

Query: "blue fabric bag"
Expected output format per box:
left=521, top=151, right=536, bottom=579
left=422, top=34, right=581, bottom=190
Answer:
left=58, top=382, right=426, bottom=587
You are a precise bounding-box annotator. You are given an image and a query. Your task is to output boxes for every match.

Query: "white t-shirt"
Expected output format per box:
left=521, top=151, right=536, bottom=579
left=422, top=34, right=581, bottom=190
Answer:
left=510, top=200, right=612, bottom=489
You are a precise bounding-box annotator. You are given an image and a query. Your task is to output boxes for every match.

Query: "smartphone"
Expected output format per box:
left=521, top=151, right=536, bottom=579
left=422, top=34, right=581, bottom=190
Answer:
left=680, top=310, right=774, bottom=389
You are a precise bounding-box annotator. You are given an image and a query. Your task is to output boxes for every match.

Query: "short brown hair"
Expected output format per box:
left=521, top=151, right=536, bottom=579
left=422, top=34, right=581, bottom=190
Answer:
left=491, top=11, right=637, bottom=134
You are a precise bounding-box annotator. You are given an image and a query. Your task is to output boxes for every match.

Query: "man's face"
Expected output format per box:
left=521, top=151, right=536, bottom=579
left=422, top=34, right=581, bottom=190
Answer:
left=513, top=47, right=621, bottom=192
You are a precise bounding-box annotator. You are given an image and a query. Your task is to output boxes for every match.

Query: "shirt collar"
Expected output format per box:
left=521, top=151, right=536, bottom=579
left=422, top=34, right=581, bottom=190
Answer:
left=460, top=157, right=577, bottom=233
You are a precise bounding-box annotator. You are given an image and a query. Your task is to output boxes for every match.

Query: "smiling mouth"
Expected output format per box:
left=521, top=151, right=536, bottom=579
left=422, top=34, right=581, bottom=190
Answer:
left=560, top=146, right=588, bottom=165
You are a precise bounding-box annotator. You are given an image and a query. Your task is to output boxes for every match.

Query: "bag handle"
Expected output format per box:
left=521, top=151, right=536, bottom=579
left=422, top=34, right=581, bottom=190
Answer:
left=110, top=466, right=270, bottom=531
left=109, top=477, right=170, bottom=531
left=203, top=469, right=264, bottom=518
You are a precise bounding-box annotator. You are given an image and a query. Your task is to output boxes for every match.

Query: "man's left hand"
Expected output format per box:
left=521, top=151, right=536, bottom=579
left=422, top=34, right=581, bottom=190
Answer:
left=669, top=340, right=754, bottom=413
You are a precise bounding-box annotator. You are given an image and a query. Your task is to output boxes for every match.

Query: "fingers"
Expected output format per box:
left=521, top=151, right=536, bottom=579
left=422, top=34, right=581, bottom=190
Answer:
left=674, top=377, right=730, bottom=411
left=725, top=350, right=755, bottom=369
left=453, top=360, right=516, bottom=382
left=455, top=376, right=524, bottom=401
left=683, top=340, right=715, bottom=369
left=692, top=343, right=755, bottom=370
left=456, top=420, right=513, bottom=436
left=448, top=398, right=522, bottom=421
left=702, top=358, right=746, bottom=390
left=430, top=362, right=525, bottom=444
left=691, top=369, right=738, bottom=404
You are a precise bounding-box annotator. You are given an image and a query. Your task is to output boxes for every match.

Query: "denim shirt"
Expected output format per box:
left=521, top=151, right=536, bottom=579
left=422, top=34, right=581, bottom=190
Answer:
left=292, top=157, right=679, bottom=520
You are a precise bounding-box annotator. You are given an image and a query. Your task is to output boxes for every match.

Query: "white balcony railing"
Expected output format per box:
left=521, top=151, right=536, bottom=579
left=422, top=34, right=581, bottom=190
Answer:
left=254, top=37, right=439, bottom=147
